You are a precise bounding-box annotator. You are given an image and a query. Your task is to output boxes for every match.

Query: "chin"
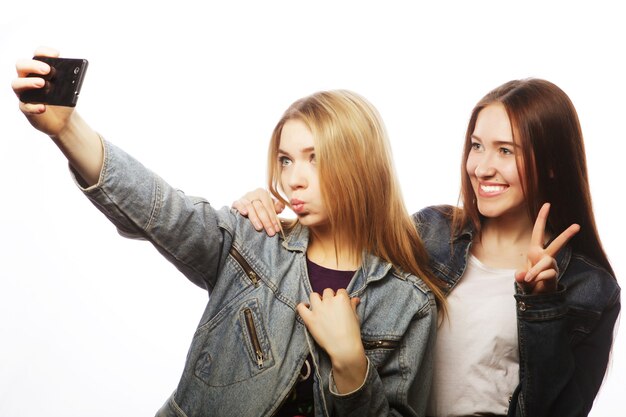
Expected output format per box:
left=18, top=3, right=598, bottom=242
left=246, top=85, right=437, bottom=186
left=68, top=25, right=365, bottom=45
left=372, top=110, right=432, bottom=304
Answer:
left=298, top=215, right=328, bottom=229
left=476, top=201, right=526, bottom=221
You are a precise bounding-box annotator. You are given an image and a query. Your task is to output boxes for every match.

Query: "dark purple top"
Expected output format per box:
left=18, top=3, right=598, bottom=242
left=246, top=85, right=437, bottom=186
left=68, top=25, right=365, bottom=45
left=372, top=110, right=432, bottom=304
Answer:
left=275, top=258, right=355, bottom=417
left=306, top=257, right=355, bottom=293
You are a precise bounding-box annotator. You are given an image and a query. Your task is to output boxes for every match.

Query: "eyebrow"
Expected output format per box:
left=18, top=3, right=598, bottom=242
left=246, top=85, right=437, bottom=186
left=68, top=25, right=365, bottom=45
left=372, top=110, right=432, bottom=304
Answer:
left=277, top=146, right=316, bottom=156
left=470, top=134, right=520, bottom=148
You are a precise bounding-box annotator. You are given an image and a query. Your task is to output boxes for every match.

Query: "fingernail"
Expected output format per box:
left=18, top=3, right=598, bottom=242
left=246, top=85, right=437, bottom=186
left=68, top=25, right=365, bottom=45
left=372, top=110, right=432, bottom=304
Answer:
left=254, top=222, right=262, bottom=230
left=524, top=273, right=532, bottom=282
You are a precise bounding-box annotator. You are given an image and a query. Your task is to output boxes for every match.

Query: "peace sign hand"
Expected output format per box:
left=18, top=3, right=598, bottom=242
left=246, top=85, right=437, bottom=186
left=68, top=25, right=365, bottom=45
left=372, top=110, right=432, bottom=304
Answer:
left=515, top=203, right=580, bottom=294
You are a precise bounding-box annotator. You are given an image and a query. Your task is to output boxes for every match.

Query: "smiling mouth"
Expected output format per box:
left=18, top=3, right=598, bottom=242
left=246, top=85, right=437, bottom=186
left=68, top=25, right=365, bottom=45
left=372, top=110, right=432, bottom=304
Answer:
left=478, top=183, right=509, bottom=196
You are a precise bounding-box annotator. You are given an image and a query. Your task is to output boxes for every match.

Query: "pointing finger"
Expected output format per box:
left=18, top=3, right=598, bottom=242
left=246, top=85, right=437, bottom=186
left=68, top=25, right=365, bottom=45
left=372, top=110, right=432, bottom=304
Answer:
left=531, top=202, right=550, bottom=248
left=545, top=223, right=580, bottom=257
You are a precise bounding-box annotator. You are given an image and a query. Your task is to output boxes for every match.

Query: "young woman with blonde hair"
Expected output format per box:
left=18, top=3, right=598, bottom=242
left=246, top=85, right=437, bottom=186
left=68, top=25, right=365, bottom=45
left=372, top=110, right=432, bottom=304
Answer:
left=13, top=48, right=444, bottom=417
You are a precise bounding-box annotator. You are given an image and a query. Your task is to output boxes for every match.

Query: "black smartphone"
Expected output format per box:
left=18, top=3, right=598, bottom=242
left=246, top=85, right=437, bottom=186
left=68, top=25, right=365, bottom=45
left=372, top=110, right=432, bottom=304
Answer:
left=20, top=56, right=88, bottom=107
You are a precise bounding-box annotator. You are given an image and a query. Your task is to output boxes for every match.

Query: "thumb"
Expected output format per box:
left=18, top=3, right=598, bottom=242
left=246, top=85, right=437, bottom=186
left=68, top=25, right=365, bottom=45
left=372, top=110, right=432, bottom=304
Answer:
left=274, top=200, right=286, bottom=214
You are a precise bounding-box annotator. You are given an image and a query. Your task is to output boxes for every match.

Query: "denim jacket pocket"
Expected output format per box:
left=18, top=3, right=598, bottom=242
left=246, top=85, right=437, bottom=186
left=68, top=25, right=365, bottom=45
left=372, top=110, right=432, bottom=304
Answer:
left=193, top=298, right=276, bottom=386
left=362, top=337, right=404, bottom=374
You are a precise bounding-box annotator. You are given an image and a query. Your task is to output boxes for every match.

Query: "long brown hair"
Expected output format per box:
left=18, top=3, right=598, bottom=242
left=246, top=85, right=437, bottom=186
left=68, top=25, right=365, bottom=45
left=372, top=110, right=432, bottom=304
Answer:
left=454, top=78, right=614, bottom=276
left=268, top=90, right=447, bottom=306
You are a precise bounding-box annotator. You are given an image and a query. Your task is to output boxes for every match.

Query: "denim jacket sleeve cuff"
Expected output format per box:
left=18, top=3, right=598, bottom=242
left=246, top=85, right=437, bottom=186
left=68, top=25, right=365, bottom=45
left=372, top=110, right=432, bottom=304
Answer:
left=514, top=284, right=568, bottom=320
left=328, top=356, right=372, bottom=397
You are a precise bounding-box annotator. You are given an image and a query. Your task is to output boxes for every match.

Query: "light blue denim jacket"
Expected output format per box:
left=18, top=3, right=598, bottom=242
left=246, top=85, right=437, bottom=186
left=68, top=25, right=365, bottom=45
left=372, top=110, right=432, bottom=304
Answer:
left=414, top=205, right=620, bottom=417
left=77, top=140, right=437, bottom=417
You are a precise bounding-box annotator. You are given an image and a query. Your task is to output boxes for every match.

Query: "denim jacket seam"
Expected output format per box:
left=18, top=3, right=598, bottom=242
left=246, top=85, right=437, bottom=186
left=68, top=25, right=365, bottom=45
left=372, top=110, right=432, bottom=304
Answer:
left=167, top=393, right=190, bottom=417
left=144, top=175, right=163, bottom=232
left=98, top=144, right=225, bottom=286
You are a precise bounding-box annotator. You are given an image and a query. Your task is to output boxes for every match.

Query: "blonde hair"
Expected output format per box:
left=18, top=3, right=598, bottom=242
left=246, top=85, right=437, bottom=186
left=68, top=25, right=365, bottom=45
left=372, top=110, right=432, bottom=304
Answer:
left=268, top=90, right=446, bottom=306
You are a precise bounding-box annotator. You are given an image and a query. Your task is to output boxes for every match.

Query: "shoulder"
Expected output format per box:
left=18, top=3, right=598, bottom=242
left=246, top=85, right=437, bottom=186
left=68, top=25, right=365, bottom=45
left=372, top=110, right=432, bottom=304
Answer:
left=215, top=207, right=282, bottom=248
left=412, top=205, right=456, bottom=236
left=412, top=205, right=460, bottom=256
left=562, top=252, right=621, bottom=311
left=387, top=268, right=437, bottom=317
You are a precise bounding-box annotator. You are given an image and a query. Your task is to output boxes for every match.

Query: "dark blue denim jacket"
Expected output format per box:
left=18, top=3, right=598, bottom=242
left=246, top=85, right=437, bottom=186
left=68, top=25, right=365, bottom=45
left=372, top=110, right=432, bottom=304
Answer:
left=413, top=205, right=620, bottom=417
left=78, top=140, right=437, bottom=417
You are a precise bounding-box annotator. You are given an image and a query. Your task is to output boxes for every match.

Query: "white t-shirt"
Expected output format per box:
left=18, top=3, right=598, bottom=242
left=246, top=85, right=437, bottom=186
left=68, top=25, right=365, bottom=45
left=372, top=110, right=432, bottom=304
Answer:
left=427, top=255, right=519, bottom=417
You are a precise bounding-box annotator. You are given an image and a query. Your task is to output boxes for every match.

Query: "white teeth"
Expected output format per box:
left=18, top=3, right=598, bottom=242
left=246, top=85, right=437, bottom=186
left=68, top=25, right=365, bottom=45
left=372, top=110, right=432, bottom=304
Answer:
left=481, top=184, right=506, bottom=193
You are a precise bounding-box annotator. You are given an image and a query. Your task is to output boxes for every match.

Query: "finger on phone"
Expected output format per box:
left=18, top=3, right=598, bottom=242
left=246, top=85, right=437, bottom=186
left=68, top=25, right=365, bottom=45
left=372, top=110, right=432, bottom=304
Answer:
left=33, top=46, right=60, bottom=58
left=15, top=58, right=49, bottom=78
left=18, top=101, right=47, bottom=114
left=12, top=76, right=45, bottom=96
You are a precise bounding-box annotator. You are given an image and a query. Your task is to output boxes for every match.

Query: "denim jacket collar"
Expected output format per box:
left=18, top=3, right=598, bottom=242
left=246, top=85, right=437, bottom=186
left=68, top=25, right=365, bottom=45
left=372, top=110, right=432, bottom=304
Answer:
left=453, top=219, right=573, bottom=282
left=281, top=222, right=394, bottom=292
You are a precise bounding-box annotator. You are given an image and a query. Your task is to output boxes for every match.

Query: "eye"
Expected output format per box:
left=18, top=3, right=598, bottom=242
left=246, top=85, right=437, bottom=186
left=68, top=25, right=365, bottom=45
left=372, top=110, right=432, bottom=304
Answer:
left=470, top=141, right=482, bottom=151
left=279, top=156, right=292, bottom=167
left=309, top=153, right=316, bottom=164
left=499, top=147, right=514, bottom=155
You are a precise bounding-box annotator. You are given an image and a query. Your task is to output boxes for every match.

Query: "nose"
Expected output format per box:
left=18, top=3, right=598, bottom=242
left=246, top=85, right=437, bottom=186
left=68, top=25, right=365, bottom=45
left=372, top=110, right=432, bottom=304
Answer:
left=473, top=152, right=497, bottom=178
left=286, top=162, right=308, bottom=190
left=475, top=163, right=496, bottom=178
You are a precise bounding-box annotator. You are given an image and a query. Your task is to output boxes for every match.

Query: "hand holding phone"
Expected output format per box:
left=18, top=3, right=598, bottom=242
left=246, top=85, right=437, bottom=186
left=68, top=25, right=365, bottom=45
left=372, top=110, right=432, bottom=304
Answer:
left=19, top=56, right=88, bottom=107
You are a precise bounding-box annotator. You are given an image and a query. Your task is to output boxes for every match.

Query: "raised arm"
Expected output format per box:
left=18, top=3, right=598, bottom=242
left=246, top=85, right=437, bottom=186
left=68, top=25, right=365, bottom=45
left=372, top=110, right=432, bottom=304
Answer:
left=510, top=203, right=619, bottom=416
left=12, top=47, right=103, bottom=185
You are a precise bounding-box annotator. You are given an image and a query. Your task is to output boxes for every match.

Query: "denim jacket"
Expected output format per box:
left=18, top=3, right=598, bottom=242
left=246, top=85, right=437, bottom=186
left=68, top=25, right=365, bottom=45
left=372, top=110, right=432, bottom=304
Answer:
left=78, top=140, right=437, bottom=417
left=413, top=205, right=620, bottom=417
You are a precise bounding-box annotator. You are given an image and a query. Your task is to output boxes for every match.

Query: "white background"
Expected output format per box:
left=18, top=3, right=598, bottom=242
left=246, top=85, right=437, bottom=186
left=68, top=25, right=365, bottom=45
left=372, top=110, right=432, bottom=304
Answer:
left=1, top=1, right=623, bottom=416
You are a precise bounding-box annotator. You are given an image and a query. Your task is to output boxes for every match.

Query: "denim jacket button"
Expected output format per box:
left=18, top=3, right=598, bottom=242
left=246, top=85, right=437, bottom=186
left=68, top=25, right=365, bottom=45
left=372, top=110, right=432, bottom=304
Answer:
left=518, top=301, right=527, bottom=312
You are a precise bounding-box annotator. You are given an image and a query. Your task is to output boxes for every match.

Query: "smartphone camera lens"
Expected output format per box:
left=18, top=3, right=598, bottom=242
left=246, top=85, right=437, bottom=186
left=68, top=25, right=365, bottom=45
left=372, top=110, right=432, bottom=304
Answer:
left=74, top=67, right=80, bottom=75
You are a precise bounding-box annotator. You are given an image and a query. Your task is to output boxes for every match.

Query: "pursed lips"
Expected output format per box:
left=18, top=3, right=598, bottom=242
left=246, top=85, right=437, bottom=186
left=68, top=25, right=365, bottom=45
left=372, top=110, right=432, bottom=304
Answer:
left=290, top=198, right=306, bottom=214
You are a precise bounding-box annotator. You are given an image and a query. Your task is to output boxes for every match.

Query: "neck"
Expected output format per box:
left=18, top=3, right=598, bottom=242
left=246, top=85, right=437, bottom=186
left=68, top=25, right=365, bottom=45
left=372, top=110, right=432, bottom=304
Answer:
left=481, top=214, right=534, bottom=245
left=307, top=226, right=359, bottom=271
left=472, top=214, right=534, bottom=270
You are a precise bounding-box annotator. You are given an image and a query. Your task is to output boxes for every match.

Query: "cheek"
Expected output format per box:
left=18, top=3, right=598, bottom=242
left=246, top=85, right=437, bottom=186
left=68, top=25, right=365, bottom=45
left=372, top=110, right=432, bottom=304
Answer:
left=465, top=155, right=477, bottom=177
left=504, top=160, right=523, bottom=185
left=279, top=172, right=289, bottom=195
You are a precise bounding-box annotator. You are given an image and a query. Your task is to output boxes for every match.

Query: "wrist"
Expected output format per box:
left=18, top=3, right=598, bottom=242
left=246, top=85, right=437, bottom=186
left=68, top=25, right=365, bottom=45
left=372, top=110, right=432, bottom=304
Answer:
left=50, top=112, right=104, bottom=187
left=330, top=349, right=368, bottom=394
